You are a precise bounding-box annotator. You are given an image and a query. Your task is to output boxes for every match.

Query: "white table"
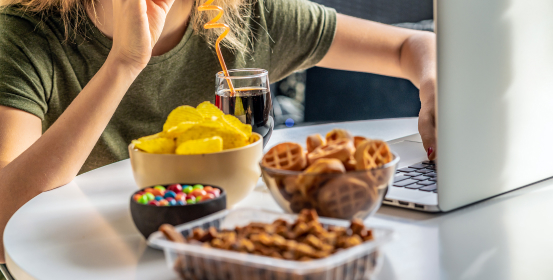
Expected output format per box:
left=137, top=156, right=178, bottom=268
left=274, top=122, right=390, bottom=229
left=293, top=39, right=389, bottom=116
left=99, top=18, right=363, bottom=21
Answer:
left=5, top=117, right=553, bottom=279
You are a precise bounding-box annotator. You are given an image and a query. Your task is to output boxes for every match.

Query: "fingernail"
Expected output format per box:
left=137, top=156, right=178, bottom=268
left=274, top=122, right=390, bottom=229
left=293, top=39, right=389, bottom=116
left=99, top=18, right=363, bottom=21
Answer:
left=427, top=147, right=434, bottom=157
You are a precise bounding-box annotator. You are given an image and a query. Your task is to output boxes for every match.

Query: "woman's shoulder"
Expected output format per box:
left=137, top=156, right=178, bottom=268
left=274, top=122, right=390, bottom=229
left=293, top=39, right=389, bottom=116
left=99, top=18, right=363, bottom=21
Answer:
left=0, top=5, right=61, bottom=40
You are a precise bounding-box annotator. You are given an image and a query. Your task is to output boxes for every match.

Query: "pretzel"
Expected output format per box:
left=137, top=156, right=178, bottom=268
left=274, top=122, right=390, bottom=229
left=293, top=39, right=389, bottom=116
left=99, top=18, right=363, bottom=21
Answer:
left=344, top=156, right=357, bottom=171
left=353, top=136, right=368, bottom=148
left=296, top=158, right=345, bottom=196
left=325, top=129, right=353, bottom=143
left=317, top=177, right=374, bottom=219
left=354, top=139, right=393, bottom=170
left=306, top=134, right=325, bottom=153
left=262, top=142, right=307, bottom=171
left=159, top=224, right=186, bottom=243
left=290, top=194, right=315, bottom=213
left=307, top=139, right=355, bottom=165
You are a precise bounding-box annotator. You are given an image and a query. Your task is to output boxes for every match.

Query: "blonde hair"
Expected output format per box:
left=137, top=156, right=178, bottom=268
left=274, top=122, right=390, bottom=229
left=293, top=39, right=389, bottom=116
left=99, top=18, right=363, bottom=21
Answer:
left=0, top=0, right=252, bottom=54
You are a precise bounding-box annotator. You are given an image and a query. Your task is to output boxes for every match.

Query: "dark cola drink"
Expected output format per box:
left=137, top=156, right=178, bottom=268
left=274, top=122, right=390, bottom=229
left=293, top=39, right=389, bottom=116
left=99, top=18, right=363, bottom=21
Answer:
left=216, top=87, right=274, bottom=146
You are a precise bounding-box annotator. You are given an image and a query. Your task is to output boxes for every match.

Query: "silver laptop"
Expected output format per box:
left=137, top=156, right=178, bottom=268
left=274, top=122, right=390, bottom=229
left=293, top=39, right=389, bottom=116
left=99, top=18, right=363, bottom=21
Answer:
left=383, top=0, right=553, bottom=212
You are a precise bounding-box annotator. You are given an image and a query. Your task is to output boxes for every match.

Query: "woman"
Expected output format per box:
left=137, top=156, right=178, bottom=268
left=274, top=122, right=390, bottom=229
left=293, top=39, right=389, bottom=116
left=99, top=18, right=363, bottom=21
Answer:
left=0, top=0, right=436, bottom=264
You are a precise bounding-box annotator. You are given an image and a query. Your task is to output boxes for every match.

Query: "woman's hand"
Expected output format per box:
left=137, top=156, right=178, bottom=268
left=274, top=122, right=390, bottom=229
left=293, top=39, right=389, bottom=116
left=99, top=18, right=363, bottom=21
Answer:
left=418, top=77, right=437, bottom=160
left=110, top=0, right=176, bottom=70
left=317, top=14, right=437, bottom=159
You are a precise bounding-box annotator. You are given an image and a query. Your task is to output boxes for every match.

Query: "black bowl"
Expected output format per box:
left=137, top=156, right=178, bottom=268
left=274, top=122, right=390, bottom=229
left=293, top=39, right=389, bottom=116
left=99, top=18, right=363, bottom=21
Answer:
left=130, top=184, right=226, bottom=238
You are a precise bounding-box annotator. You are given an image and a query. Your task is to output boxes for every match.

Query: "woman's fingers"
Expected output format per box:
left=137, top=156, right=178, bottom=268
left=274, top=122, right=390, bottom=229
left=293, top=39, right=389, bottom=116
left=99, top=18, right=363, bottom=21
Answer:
left=418, top=107, right=437, bottom=160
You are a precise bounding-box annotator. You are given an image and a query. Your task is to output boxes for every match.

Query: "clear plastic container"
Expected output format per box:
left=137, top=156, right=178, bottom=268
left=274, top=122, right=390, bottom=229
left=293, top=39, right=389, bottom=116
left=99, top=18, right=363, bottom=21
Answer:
left=148, top=208, right=393, bottom=280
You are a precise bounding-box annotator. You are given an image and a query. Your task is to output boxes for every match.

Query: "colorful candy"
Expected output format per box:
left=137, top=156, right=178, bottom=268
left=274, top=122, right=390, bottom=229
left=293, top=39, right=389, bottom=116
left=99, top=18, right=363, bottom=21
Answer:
left=144, top=193, right=155, bottom=201
left=164, top=191, right=177, bottom=199
left=148, top=200, right=160, bottom=206
left=176, top=193, right=186, bottom=201
left=183, top=185, right=194, bottom=194
left=133, top=184, right=221, bottom=206
left=191, top=189, right=207, bottom=198
left=167, top=184, right=183, bottom=193
left=137, top=195, right=149, bottom=205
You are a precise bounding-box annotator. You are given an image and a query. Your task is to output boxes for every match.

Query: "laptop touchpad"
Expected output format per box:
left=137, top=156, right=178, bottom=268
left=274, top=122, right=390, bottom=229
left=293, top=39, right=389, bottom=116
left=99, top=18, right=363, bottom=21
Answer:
left=389, top=140, right=427, bottom=168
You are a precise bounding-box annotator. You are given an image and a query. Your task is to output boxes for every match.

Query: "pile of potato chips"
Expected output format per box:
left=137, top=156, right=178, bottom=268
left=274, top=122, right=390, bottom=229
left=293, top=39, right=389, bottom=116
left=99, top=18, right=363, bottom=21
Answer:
left=131, top=102, right=255, bottom=155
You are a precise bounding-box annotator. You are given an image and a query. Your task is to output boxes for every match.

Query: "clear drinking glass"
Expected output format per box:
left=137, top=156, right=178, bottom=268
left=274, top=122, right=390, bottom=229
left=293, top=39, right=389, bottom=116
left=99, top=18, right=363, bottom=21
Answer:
left=215, top=68, right=273, bottom=146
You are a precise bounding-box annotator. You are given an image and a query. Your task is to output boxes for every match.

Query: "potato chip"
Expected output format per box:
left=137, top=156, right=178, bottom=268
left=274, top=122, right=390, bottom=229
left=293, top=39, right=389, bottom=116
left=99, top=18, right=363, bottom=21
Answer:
left=164, top=121, right=201, bottom=139
left=222, top=114, right=252, bottom=138
left=248, top=133, right=260, bottom=144
left=132, top=133, right=175, bottom=154
left=177, top=120, right=249, bottom=150
left=132, top=101, right=254, bottom=154
left=163, top=106, right=204, bottom=132
left=175, top=121, right=224, bottom=145
left=197, top=101, right=224, bottom=120
left=175, top=136, right=223, bottom=155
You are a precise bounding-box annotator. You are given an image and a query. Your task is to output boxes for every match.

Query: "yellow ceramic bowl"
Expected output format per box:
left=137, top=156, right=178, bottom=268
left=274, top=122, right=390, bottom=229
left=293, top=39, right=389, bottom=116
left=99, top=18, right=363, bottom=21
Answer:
left=129, top=133, right=263, bottom=207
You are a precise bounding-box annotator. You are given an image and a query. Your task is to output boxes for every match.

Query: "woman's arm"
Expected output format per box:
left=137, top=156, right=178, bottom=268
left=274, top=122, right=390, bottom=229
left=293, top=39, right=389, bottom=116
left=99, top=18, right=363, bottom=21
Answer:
left=0, top=0, right=176, bottom=263
left=317, top=14, right=437, bottom=159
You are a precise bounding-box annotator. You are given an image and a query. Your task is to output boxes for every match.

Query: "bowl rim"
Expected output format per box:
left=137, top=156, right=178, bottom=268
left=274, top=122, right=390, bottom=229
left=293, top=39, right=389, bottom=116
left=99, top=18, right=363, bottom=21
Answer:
left=259, top=151, right=400, bottom=175
left=129, top=132, right=262, bottom=156
left=131, top=184, right=226, bottom=207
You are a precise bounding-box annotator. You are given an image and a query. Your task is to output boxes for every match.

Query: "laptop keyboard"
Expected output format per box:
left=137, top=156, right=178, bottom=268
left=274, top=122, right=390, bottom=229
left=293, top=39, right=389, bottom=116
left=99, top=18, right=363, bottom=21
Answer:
left=393, top=160, right=437, bottom=193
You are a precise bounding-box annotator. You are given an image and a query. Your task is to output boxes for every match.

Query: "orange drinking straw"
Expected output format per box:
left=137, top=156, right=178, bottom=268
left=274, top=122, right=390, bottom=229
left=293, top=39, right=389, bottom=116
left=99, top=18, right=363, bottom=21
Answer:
left=198, top=0, right=236, bottom=95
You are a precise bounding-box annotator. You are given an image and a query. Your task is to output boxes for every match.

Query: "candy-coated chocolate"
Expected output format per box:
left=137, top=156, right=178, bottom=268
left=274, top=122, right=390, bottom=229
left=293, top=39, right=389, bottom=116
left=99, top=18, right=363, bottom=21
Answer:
left=150, top=189, right=164, bottom=197
left=136, top=191, right=145, bottom=195
left=177, top=200, right=186, bottom=206
left=169, top=200, right=178, bottom=206
left=175, top=193, right=186, bottom=201
left=191, top=189, right=207, bottom=197
left=193, top=184, right=204, bottom=190
left=167, top=184, right=183, bottom=193
left=186, top=195, right=196, bottom=201
left=144, top=193, right=155, bottom=202
left=154, top=185, right=166, bottom=192
left=159, top=200, right=169, bottom=206
left=148, top=200, right=160, bottom=206
left=183, top=186, right=193, bottom=194
left=205, top=189, right=220, bottom=197
left=164, top=191, right=177, bottom=199
left=133, top=194, right=142, bottom=201
left=186, top=199, right=196, bottom=204
left=165, top=197, right=175, bottom=202
left=202, top=193, right=216, bottom=200
left=144, top=188, right=155, bottom=194
left=203, top=186, right=213, bottom=192
left=195, top=196, right=202, bottom=202
left=155, top=196, right=164, bottom=201
left=137, top=196, right=149, bottom=204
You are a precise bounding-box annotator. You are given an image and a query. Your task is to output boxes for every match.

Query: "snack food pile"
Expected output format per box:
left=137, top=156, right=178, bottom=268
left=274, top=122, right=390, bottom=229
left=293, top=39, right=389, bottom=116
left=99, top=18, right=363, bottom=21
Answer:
left=160, top=209, right=373, bottom=261
left=133, top=184, right=221, bottom=206
left=261, top=129, right=394, bottom=219
left=132, top=102, right=255, bottom=155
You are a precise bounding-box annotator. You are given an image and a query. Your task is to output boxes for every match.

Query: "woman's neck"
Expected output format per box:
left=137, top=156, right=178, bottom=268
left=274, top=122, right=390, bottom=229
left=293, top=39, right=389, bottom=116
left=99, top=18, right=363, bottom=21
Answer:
left=88, top=0, right=194, bottom=56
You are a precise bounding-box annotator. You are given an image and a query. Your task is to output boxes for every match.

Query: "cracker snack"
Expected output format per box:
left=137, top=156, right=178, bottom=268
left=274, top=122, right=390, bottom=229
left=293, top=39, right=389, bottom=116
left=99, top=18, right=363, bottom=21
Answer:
left=261, top=129, right=395, bottom=219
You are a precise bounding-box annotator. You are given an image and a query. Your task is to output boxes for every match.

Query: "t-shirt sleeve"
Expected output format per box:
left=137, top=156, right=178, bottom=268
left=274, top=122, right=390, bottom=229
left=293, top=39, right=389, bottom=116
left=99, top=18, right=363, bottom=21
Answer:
left=0, top=12, right=52, bottom=120
left=263, top=0, right=337, bottom=82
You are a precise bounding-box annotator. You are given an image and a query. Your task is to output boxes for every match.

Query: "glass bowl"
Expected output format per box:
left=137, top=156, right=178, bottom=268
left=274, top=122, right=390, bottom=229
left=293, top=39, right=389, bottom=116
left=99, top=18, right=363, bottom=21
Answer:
left=260, top=153, right=399, bottom=220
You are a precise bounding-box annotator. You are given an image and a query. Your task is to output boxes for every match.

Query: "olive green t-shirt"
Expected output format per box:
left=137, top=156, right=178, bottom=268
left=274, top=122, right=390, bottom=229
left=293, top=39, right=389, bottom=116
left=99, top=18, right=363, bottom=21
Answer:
left=0, top=0, right=336, bottom=173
